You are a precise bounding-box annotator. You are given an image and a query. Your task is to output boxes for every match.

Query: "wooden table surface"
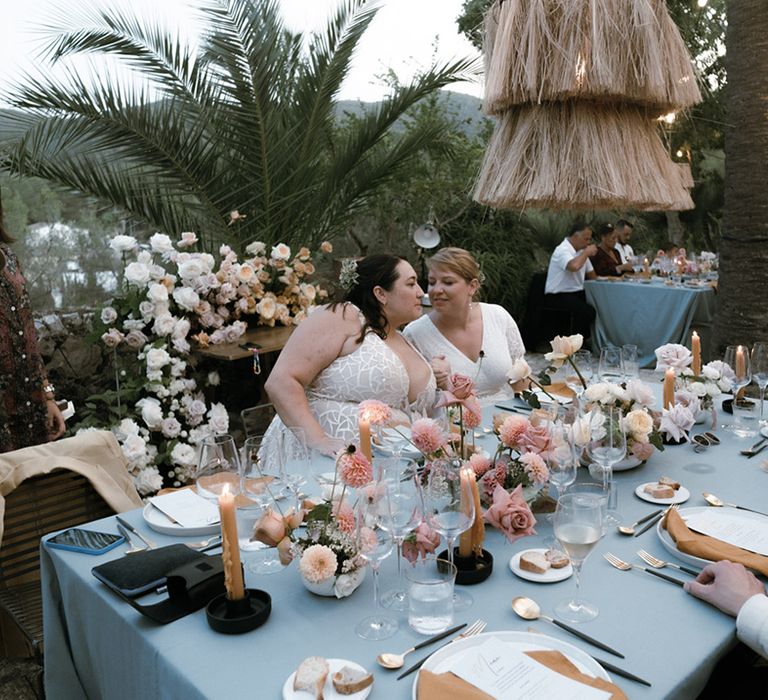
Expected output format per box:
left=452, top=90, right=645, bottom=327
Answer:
left=195, top=324, right=295, bottom=361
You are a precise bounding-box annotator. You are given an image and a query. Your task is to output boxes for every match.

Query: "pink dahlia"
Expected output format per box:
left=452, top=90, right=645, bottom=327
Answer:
left=358, top=399, right=392, bottom=425
left=411, top=418, right=446, bottom=454
left=469, top=451, right=492, bottom=477
left=332, top=500, right=356, bottom=533
left=299, top=544, right=338, bottom=583
left=338, top=450, right=373, bottom=488
left=499, top=415, right=529, bottom=448
left=520, top=452, right=549, bottom=486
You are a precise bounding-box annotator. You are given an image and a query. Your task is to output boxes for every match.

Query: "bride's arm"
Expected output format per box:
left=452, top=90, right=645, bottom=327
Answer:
left=265, top=305, right=358, bottom=455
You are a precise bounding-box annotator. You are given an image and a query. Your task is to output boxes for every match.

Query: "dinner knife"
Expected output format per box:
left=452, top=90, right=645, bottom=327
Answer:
left=633, top=511, right=665, bottom=537
left=494, top=403, right=533, bottom=414
left=115, top=516, right=157, bottom=550
left=635, top=564, right=686, bottom=587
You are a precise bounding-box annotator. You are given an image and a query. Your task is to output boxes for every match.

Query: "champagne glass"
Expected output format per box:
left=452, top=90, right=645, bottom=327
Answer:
left=565, top=350, right=593, bottom=399
left=195, top=434, right=241, bottom=500
left=751, top=343, right=768, bottom=426
left=585, top=406, right=625, bottom=526
left=355, top=499, right=397, bottom=640
left=553, top=491, right=604, bottom=623
left=621, top=344, right=639, bottom=380
left=724, top=345, right=755, bottom=437
left=378, top=458, right=423, bottom=611
left=279, top=426, right=309, bottom=511
left=598, top=347, right=622, bottom=384
left=424, top=458, right=475, bottom=611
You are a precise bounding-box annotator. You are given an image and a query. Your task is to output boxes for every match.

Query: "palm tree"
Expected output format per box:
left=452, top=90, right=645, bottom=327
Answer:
left=0, top=0, right=477, bottom=251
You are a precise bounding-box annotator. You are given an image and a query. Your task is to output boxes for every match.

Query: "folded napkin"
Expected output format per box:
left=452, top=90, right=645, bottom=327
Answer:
left=663, top=508, right=768, bottom=577
left=546, top=382, right=576, bottom=400
left=417, top=650, right=627, bottom=700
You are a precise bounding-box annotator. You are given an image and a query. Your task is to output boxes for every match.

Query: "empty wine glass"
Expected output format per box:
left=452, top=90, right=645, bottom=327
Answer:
left=378, top=458, right=423, bottom=611
left=280, top=426, right=309, bottom=511
left=621, top=344, right=639, bottom=380
left=553, top=491, right=605, bottom=623
left=547, top=422, right=578, bottom=501
left=565, top=350, right=593, bottom=398
left=598, top=347, right=622, bottom=384
left=751, top=343, right=768, bottom=426
left=724, top=345, right=755, bottom=437
left=424, top=458, right=475, bottom=611
left=195, top=434, right=241, bottom=500
left=355, top=498, right=397, bottom=640
left=585, top=406, right=625, bottom=526
left=631, top=256, right=644, bottom=275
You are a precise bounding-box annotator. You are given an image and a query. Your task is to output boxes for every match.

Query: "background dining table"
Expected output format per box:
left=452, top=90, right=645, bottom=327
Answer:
left=584, top=278, right=717, bottom=368
left=42, top=394, right=765, bottom=700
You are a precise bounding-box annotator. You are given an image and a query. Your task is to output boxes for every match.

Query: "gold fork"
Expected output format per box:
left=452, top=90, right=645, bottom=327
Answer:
left=637, top=549, right=699, bottom=576
left=397, top=619, right=487, bottom=679
left=603, top=552, right=685, bottom=586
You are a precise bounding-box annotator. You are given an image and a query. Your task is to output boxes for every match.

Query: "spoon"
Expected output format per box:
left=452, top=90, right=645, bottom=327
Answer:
left=185, top=535, right=222, bottom=551
left=117, top=523, right=146, bottom=554
left=702, top=492, right=768, bottom=517
left=510, top=596, right=624, bottom=658
left=617, top=509, right=664, bottom=535
left=376, top=622, right=466, bottom=669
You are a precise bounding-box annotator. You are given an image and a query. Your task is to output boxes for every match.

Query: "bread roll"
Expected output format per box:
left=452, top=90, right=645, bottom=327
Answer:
left=644, top=483, right=675, bottom=499
left=545, top=549, right=570, bottom=569
left=519, top=551, right=551, bottom=574
left=294, top=657, right=329, bottom=699
left=658, top=476, right=680, bottom=490
left=332, top=666, right=374, bottom=695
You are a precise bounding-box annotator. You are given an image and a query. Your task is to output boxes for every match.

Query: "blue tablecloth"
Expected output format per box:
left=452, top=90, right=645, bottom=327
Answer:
left=43, top=399, right=762, bottom=700
left=585, top=279, right=717, bottom=368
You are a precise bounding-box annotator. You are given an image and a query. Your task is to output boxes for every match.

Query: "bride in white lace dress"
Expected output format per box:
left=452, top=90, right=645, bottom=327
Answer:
left=263, top=255, right=437, bottom=458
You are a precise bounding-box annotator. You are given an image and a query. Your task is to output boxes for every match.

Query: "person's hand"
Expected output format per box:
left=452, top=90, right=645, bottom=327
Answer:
left=619, top=262, right=634, bottom=273
left=584, top=244, right=598, bottom=257
left=46, top=399, right=66, bottom=440
left=430, top=355, right=451, bottom=389
left=310, top=435, right=346, bottom=459
left=684, top=560, right=766, bottom=617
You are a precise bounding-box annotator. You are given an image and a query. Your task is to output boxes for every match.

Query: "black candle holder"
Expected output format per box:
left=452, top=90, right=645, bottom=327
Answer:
left=205, top=588, right=271, bottom=634
left=662, top=435, right=686, bottom=446
left=438, top=548, right=494, bottom=586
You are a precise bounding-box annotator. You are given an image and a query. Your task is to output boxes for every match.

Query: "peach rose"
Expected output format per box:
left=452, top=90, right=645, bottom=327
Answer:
left=483, top=484, right=537, bottom=543
left=252, top=508, right=286, bottom=546
left=544, top=334, right=583, bottom=366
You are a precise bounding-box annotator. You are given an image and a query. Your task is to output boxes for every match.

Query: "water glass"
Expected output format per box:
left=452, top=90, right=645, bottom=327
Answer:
left=621, top=344, right=639, bottom=380
left=279, top=426, right=309, bottom=511
left=406, top=558, right=457, bottom=634
left=598, top=347, right=622, bottom=384
left=751, top=342, right=768, bottom=426
left=584, top=406, right=625, bottom=525
left=195, top=434, right=241, bottom=500
left=724, top=345, right=756, bottom=437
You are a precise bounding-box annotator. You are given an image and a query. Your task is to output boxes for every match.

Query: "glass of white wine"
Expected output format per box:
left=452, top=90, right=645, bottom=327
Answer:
left=553, top=491, right=604, bottom=623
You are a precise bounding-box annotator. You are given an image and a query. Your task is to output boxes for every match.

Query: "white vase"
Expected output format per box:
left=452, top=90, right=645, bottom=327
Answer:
left=300, top=566, right=366, bottom=598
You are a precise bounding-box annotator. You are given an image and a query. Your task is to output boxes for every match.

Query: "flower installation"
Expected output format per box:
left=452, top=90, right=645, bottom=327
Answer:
left=84, top=233, right=329, bottom=495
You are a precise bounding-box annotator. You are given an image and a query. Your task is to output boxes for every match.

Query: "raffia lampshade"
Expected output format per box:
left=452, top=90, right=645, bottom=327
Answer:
left=484, top=0, right=701, bottom=115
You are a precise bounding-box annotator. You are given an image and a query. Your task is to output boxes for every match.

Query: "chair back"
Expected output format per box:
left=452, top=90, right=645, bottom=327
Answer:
left=240, top=403, right=277, bottom=438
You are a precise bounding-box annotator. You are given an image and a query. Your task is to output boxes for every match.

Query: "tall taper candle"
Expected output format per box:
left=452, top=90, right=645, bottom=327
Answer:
left=358, top=417, right=372, bottom=462
left=218, top=484, right=245, bottom=600
left=736, top=346, right=746, bottom=379
left=692, top=331, right=701, bottom=376
left=663, top=368, right=676, bottom=409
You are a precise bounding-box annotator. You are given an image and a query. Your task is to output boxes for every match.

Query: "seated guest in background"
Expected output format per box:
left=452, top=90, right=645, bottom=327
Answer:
left=614, top=219, right=634, bottom=263
left=591, top=223, right=633, bottom=277
left=264, top=254, right=437, bottom=457
left=404, top=247, right=526, bottom=399
left=544, top=222, right=597, bottom=342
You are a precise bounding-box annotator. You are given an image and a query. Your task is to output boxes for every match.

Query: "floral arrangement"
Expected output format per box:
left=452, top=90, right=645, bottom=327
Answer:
left=655, top=343, right=732, bottom=411
left=84, top=233, right=330, bottom=495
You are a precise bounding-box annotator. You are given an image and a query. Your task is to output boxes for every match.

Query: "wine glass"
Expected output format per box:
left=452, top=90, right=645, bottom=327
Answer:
left=724, top=345, right=755, bottom=437
left=553, top=491, right=605, bottom=623
left=585, top=406, right=625, bottom=526
left=195, top=434, right=241, bottom=500
left=355, top=498, right=397, bottom=640
left=547, top=422, right=577, bottom=501
left=424, top=458, right=475, bottom=611
left=565, top=349, right=593, bottom=399
left=598, top=347, right=622, bottom=384
left=751, top=343, right=768, bottom=426
left=279, top=426, right=309, bottom=511
left=631, top=256, right=644, bottom=275
left=378, top=458, right=423, bottom=611
left=621, top=344, right=639, bottom=380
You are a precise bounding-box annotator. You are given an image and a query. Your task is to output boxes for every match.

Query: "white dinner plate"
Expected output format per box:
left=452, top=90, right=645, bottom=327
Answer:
left=532, top=388, right=573, bottom=406
left=283, top=659, right=371, bottom=700
left=509, top=548, right=573, bottom=583
left=760, top=425, right=768, bottom=439
left=635, top=483, right=690, bottom=505
left=142, top=502, right=220, bottom=537
left=412, top=631, right=610, bottom=699
left=656, top=505, right=767, bottom=569
left=581, top=455, right=643, bottom=472
left=372, top=427, right=422, bottom=460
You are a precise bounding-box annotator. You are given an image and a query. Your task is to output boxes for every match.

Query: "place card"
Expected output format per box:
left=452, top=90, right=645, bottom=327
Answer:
left=450, top=638, right=610, bottom=700
left=149, top=490, right=220, bottom=529
left=685, top=512, right=768, bottom=556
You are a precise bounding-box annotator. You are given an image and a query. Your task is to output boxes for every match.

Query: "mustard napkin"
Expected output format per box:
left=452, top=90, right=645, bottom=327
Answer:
left=663, top=508, right=768, bottom=576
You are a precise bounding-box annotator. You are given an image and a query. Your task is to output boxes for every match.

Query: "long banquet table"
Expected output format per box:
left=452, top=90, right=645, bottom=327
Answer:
left=42, top=398, right=765, bottom=699
left=584, top=278, right=717, bottom=368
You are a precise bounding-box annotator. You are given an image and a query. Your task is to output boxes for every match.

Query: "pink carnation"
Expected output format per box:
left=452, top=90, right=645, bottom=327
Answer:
left=402, top=523, right=441, bottom=563
left=483, top=484, right=537, bottom=543
left=358, top=399, right=392, bottom=425
left=411, top=418, right=446, bottom=454
left=338, top=449, right=373, bottom=488
left=499, top=415, right=529, bottom=448
left=469, top=452, right=492, bottom=476
left=520, top=452, right=549, bottom=486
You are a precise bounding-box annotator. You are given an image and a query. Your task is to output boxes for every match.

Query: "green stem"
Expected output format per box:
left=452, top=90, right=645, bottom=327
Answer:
left=566, top=355, right=588, bottom=390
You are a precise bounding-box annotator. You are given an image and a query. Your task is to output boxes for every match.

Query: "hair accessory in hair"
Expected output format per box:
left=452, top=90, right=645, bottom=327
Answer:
left=477, top=266, right=486, bottom=286
left=338, top=258, right=359, bottom=290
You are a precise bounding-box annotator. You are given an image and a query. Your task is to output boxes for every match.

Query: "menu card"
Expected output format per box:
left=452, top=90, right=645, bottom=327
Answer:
left=685, top=511, right=768, bottom=556
left=450, top=638, right=611, bottom=700
left=149, top=490, right=220, bottom=529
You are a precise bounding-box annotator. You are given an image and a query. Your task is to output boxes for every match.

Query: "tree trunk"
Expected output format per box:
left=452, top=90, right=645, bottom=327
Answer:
left=715, top=1, right=768, bottom=353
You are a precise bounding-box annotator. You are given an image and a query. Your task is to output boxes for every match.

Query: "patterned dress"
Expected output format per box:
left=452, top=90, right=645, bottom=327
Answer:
left=0, top=244, right=49, bottom=452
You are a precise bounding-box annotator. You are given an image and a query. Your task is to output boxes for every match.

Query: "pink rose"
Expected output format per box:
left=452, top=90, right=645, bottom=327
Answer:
left=631, top=441, right=655, bottom=462
left=448, top=374, right=475, bottom=400
left=252, top=508, right=286, bottom=546
left=277, top=537, right=294, bottom=566
left=518, top=425, right=551, bottom=455
left=402, top=523, right=441, bottom=563
left=483, top=484, right=537, bottom=543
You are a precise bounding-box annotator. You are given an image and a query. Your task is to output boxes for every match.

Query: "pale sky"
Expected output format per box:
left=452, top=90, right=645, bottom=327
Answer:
left=0, top=0, right=482, bottom=105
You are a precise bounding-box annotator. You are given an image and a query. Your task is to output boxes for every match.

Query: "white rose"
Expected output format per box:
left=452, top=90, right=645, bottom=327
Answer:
left=245, top=241, right=266, bottom=256
left=299, top=282, right=316, bottom=302
left=114, top=418, right=140, bottom=440
left=624, top=379, right=655, bottom=407
left=101, top=306, right=118, bottom=324
left=110, top=235, right=138, bottom=253
left=124, top=330, right=148, bottom=350
left=146, top=369, right=163, bottom=382
left=172, top=286, right=200, bottom=311
left=688, top=381, right=708, bottom=398
left=237, top=264, right=255, bottom=283
left=271, top=243, right=291, bottom=260
left=170, top=442, right=197, bottom=467
left=134, top=467, right=164, bottom=496
left=173, top=318, right=191, bottom=340
left=172, top=337, right=191, bottom=355
left=256, top=295, right=276, bottom=320
left=187, top=399, right=207, bottom=418
left=207, top=371, right=221, bottom=386
left=101, top=328, right=124, bottom=348
left=624, top=409, right=653, bottom=438
left=584, top=383, right=611, bottom=404
left=161, top=417, right=182, bottom=439
left=701, top=364, right=720, bottom=381
left=207, top=402, right=229, bottom=434
left=124, top=262, right=151, bottom=288
left=200, top=254, right=214, bottom=273
left=145, top=347, right=171, bottom=371
left=123, top=318, right=145, bottom=332
left=544, top=334, right=583, bottom=366
left=178, top=258, right=205, bottom=280
left=334, top=571, right=361, bottom=599
left=147, top=283, right=169, bottom=303
left=654, top=343, right=692, bottom=371
left=149, top=233, right=174, bottom=254
left=153, top=313, right=177, bottom=337
left=149, top=264, right=167, bottom=281
left=177, top=232, right=198, bottom=248
left=169, top=379, right=187, bottom=395
left=506, top=358, right=531, bottom=383
left=137, top=397, right=164, bottom=429
left=122, top=433, right=148, bottom=463
left=139, top=301, right=155, bottom=319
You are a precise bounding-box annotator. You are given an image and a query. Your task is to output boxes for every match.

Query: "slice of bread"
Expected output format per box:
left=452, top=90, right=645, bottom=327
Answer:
left=294, top=657, right=329, bottom=700
left=519, top=551, right=551, bottom=574
left=644, top=483, right=675, bottom=499
left=658, top=476, right=681, bottom=490
left=332, top=666, right=374, bottom=695
left=545, top=549, right=570, bottom=569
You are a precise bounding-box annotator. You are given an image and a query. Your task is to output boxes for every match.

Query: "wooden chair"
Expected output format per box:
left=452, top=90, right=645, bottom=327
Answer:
left=0, top=469, right=115, bottom=662
left=240, top=403, right=277, bottom=438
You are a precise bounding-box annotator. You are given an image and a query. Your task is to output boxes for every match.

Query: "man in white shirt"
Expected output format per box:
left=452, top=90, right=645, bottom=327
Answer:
left=614, top=219, right=634, bottom=263
left=544, top=222, right=597, bottom=341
